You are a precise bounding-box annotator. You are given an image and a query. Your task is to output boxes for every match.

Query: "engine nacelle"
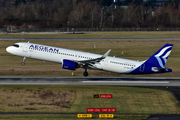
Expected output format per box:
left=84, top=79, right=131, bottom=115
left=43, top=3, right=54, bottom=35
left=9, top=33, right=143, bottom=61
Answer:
left=62, top=59, right=78, bottom=70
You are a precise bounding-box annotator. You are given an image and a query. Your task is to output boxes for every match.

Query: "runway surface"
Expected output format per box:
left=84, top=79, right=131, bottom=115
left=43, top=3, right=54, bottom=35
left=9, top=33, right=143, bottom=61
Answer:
left=0, top=77, right=180, bottom=86
left=1, top=77, right=180, bottom=120
left=0, top=38, right=180, bottom=40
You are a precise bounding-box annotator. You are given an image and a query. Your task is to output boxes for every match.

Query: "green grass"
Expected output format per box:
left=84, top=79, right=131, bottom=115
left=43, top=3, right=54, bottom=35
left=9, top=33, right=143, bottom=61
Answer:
left=0, top=114, right=149, bottom=120
left=0, top=86, right=179, bottom=114
left=1, top=31, right=180, bottom=38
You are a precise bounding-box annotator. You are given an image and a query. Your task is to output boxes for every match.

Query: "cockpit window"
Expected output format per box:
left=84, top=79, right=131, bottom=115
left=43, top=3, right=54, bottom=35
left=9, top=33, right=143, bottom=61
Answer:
left=13, top=44, right=19, bottom=48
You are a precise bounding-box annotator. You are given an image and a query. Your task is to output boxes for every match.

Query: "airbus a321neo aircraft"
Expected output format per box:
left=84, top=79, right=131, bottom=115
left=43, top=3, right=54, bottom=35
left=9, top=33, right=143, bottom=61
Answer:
left=6, top=42, right=173, bottom=77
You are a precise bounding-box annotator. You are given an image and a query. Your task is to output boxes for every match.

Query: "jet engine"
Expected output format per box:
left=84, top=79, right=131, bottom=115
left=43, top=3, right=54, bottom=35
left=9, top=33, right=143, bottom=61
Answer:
left=62, top=59, right=78, bottom=70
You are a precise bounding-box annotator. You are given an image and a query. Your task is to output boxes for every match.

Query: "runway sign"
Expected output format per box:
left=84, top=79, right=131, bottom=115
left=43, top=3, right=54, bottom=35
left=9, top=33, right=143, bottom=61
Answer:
left=87, top=108, right=101, bottom=112
left=100, top=94, right=112, bottom=98
left=77, top=114, right=92, bottom=118
left=87, top=108, right=116, bottom=112
left=99, top=114, right=114, bottom=118
left=102, top=108, right=116, bottom=112
left=94, top=94, right=99, bottom=98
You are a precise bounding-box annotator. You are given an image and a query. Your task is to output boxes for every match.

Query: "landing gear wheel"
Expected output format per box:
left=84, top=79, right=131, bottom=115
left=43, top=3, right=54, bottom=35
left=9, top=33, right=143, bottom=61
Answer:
left=83, top=71, right=88, bottom=77
left=21, top=62, right=25, bottom=66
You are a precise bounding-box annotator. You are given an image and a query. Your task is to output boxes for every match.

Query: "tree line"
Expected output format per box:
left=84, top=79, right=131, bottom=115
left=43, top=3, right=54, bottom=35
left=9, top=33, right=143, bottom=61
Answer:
left=1, top=0, right=180, bottom=28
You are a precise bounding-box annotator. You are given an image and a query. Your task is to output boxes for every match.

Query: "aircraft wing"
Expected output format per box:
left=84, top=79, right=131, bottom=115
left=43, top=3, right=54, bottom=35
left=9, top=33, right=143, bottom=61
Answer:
left=76, top=49, right=111, bottom=68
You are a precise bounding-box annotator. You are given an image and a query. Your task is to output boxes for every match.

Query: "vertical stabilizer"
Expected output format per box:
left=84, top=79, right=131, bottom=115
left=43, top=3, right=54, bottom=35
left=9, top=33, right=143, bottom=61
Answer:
left=145, top=44, right=173, bottom=68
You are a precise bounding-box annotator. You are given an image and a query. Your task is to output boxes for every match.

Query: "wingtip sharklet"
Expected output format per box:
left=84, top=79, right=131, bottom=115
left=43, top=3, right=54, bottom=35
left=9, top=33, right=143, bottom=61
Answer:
left=102, top=49, right=111, bottom=58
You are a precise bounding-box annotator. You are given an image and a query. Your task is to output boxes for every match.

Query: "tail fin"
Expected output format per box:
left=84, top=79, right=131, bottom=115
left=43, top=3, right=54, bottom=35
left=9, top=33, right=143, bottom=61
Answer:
left=145, top=44, right=173, bottom=68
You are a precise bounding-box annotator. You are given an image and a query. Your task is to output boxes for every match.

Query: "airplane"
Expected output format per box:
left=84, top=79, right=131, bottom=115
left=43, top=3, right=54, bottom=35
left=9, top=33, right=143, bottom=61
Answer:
left=6, top=42, right=173, bottom=77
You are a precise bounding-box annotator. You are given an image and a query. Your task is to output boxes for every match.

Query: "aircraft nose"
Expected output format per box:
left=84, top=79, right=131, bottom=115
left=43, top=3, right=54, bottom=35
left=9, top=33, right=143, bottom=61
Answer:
left=6, top=46, right=10, bottom=53
left=6, top=46, right=14, bottom=54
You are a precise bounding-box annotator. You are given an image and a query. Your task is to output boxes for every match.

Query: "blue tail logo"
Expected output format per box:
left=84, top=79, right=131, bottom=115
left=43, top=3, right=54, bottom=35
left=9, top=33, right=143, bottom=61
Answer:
left=146, top=44, right=173, bottom=68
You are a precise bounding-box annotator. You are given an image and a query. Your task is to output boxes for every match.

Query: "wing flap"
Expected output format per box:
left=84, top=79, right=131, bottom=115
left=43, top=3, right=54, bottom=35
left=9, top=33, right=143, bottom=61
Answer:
left=77, top=49, right=111, bottom=65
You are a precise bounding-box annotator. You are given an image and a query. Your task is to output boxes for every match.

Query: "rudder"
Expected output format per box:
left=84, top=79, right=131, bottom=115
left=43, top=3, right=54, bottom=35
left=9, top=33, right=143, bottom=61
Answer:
left=144, top=44, right=173, bottom=68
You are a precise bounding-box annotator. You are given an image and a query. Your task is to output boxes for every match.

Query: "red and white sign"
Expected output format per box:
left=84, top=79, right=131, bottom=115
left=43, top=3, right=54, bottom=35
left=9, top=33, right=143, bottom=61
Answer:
left=100, top=94, right=113, bottom=98
left=87, top=108, right=101, bottom=112
left=102, top=108, right=116, bottom=112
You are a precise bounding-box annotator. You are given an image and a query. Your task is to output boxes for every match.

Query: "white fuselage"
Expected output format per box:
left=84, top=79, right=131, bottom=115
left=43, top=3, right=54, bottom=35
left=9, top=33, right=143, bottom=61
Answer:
left=6, top=42, right=144, bottom=74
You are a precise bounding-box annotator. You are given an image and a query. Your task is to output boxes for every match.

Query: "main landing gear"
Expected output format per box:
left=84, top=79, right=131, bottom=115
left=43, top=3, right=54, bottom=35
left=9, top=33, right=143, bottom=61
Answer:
left=21, top=57, right=26, bottom=66
left=83, top=66, right=89, bottom=77
left=83, top=71, right=88, bottom=77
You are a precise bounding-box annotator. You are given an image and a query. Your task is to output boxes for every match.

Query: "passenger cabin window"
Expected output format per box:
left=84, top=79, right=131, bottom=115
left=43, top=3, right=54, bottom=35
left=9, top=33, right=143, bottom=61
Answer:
left=13, top=44, right=19, bottom=48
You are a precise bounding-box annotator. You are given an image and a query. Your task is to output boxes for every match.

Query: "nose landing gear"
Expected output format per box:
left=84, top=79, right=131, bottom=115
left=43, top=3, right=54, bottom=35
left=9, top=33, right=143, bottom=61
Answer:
left=21, top=57, right=26, bottom=66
